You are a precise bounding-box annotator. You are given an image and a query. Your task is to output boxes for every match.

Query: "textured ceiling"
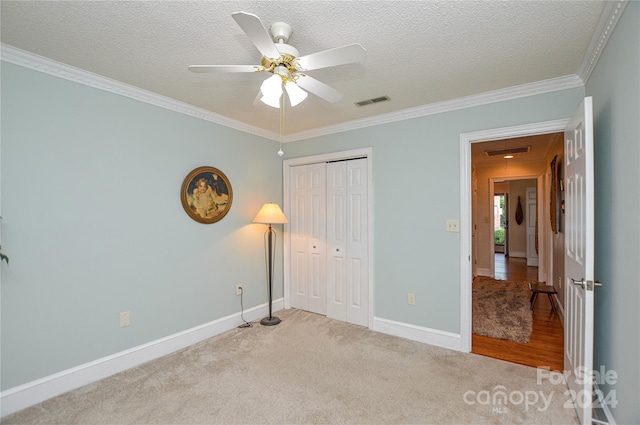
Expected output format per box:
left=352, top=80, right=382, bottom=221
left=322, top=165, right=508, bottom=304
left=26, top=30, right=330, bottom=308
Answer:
left=1, top=1, right=605, bottom=136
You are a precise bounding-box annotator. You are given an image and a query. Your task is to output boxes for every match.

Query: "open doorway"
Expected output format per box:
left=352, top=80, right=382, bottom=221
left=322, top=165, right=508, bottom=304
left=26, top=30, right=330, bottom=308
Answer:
left=492, top=179, right=538, bottom=278
left=464, top=128, right=565, bottom=370
left=493, top=191, right=507, bottom=255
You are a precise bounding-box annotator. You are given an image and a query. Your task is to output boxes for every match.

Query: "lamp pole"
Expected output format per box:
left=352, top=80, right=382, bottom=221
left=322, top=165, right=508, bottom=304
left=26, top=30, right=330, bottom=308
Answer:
left=261, top=223, right=280, bottom=325
left=253, top=203, right=287, bottom=326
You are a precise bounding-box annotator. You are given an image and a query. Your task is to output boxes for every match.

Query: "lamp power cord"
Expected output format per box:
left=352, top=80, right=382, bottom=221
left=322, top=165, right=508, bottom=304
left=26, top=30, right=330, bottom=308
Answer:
left=237, top=287, right=253, bottom=328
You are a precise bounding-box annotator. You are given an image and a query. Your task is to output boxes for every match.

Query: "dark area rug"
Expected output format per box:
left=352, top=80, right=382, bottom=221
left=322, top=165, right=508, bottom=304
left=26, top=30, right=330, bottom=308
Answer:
left=473, top=276, right=533, bottom=343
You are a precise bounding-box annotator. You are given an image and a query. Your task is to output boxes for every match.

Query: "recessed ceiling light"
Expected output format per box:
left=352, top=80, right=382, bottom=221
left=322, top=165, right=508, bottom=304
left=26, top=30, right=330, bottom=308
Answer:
left=504, top=155, right=514, bottom=159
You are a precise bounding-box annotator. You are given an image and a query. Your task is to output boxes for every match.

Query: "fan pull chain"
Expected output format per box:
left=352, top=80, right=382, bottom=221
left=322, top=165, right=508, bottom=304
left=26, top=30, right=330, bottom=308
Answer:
left=278, top=84, right=285, bottom=157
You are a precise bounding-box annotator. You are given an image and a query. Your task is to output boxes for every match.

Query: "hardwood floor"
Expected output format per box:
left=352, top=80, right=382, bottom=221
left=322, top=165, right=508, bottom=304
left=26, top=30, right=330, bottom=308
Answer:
left=493, top=254, right=538, bottom=281
left=472, top=254, right=564, bottom=371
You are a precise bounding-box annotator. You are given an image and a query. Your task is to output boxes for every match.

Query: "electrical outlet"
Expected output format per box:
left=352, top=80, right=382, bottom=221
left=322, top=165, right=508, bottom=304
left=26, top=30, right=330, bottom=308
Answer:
left=407, top=293, right=416, bottom=306
left=446, top=219, right=460, bottom=232
left=558, top=276, right=562, bottom=290
left=236, top=283, right=243, bottom=296
left=120, top=311, right=131, bottom=328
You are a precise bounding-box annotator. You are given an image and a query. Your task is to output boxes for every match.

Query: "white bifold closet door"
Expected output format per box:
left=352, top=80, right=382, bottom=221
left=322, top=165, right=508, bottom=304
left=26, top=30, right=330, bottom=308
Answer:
left=326, top=159, right=368, bottom=326
left=290, top=162, right=327, bottom=315
left=289, top=158, right=369, bottom=327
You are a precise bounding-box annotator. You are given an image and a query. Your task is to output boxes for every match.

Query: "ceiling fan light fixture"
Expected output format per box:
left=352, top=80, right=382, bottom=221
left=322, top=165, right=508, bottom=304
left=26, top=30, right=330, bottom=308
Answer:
left=260, top=74, right=283, bottom=97
left=273, top=64, right=290, bottom=79
left=260, top=75, right=283, bottom=107
left=285, top=81, right=307, bottom=107
left=189, top=12, right=366, bottom=106
left=260, top=95, right=281, bottom=108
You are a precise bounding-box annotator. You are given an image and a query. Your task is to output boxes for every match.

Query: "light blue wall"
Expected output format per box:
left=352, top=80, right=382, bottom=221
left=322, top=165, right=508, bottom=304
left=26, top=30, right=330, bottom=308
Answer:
left=283, top=88, right=585, bottom=333
left=586, top=2, right=640, bottom=424
left=0, top=62, right=283, bottom=390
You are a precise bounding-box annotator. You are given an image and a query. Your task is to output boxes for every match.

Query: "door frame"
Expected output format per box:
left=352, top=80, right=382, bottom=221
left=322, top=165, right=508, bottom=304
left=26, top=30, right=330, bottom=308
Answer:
left=489, top=177, right=541, bottom=278
left=282, top=147, right=374, bottom=328
left=459, top=119, right=569, bottom=352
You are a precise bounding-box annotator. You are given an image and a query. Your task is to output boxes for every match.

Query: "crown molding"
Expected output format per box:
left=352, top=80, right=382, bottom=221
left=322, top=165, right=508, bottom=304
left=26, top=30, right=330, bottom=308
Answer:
left=578, top=0, right=628, bottom=84
left=285, top=75, right=584, bottom=142
left=0, top=44, right=280, bottom=141
left=2, top=44, right=587, bottom=144
left=288, top=0, right=631, bottom=143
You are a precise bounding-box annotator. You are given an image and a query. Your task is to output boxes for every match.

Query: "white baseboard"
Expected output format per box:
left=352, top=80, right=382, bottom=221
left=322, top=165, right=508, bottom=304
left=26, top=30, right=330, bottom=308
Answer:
left=476, top=268, right=492, bottom=277
left=509, top=251, right=526, bottom=258
left=373, top=316, right=461, bottom=352
left=0, top=299, right=283, bottom=418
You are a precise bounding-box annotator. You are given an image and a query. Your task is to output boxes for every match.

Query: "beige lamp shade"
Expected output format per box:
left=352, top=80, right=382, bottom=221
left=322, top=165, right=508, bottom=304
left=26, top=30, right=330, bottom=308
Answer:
left=253, top=203, right=288, bottom=224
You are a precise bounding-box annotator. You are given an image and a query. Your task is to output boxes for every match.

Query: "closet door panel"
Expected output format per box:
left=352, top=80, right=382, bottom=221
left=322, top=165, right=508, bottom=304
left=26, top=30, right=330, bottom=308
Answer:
left=326, top=162, right=347, bottom=321
left=290, top=166, right=309, bottom=310
left=346, top=159, right=369, bottom=326
left=306, top=163, right=327, bottom=315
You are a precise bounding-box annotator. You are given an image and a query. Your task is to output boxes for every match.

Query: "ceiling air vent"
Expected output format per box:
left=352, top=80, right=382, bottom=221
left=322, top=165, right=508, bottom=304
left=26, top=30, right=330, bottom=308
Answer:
left=484, top=146, right=531, bottom=157
left=355, top=96, right=390, bottom=107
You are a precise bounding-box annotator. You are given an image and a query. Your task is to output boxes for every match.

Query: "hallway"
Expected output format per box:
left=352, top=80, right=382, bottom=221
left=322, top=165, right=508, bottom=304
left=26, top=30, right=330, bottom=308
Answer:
left=493, top=254, right=539, bottom=281
left=472, top=254, right=564, bottom=371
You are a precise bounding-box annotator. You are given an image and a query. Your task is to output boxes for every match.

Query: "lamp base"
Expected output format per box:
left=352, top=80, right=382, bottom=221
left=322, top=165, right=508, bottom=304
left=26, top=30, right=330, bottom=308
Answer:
left=260, top=316, right=281, bottom=326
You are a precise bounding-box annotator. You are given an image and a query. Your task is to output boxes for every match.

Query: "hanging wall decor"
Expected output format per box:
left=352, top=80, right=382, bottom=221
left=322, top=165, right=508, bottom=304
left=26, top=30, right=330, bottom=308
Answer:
left=180, top=166, right=233, bottom=224
left=549, top=155, right=560, bottom=233
left=515, top=196, right=524, bottom=225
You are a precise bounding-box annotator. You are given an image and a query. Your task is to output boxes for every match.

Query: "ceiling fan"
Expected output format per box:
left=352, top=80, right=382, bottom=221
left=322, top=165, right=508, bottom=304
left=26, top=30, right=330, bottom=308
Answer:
left=188, top=11, right=367, bottom=108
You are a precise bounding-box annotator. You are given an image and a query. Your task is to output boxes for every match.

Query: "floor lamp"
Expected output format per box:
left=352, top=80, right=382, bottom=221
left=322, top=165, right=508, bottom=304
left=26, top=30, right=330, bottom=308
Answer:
left=253, top=203, right=288, bottom=326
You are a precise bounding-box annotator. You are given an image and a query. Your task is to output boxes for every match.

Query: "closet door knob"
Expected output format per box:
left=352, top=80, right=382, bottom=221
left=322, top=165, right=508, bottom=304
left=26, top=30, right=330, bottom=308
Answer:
left=336, top=249, right=340, bottom=252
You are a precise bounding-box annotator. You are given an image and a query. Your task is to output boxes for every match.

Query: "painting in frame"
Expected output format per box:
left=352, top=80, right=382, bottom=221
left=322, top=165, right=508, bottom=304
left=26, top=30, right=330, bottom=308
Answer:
left=180, top=166, right=233, bottom=224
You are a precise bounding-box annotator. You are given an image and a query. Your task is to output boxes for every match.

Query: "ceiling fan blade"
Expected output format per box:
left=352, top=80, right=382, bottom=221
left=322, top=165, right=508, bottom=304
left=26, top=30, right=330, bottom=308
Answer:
left=296, top=43, right=366, bottom=71
left=188, top=65, right=261, bottom=73
left=295, top=75, right=343, bottom=103
left=232, top=11, right=281, bottom=60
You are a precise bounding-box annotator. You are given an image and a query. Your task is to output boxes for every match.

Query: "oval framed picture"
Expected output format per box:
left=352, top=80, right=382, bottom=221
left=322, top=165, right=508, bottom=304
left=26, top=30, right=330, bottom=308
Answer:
left=180, top=166, right=233, bottom=224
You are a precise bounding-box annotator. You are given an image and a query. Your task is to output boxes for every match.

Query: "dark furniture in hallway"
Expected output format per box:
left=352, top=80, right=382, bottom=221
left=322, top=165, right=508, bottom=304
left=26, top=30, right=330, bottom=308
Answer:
left=529, top=282, right=558, bottom=314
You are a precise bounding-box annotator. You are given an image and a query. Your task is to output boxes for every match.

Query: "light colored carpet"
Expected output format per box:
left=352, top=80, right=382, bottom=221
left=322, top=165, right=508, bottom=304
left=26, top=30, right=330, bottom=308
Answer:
left=473, top=277, right=533, bottom=343
left=2, top=309, right=578, bottom=424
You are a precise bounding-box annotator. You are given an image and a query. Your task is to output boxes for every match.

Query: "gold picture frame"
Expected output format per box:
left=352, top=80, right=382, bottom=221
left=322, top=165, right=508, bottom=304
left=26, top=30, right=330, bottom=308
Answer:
left=180, top=166, right=233, bottom=224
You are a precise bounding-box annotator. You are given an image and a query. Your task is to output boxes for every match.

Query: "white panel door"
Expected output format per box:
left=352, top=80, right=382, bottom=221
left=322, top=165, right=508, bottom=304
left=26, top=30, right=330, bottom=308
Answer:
left=326, top=161, right=347, bottom=321
left=526, top=187, right=538, bottom=266
left=290, top=165, right=309, bottom=310
left=326, top=159, right=369, bottom=326
left=345, top=159, right=369, bottom=326
left=289, top=163, right=327, bottom=314
left=307, top=163, right=327, bottom=315
left=564, top=97, right=595, bottom=425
